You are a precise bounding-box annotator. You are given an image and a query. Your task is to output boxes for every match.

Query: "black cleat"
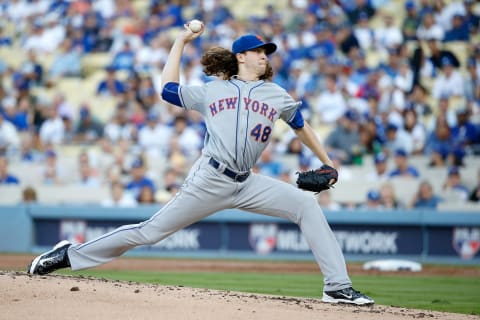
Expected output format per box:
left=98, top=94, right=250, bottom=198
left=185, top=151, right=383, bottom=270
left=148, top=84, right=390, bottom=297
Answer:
left=28, top=240, right=72, bottom=275
left=322, top=287, right=374, bottom=305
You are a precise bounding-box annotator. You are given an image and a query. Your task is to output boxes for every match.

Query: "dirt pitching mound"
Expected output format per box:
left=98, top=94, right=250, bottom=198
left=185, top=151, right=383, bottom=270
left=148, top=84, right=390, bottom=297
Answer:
left=1, top=271, right=477, bottom=320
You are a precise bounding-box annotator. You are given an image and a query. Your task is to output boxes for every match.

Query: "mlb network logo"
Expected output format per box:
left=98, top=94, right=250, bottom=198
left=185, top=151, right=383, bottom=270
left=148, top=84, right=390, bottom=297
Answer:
left=453, top=227, right=480, bottom=260
left=249, top=224, right=278, bottom=255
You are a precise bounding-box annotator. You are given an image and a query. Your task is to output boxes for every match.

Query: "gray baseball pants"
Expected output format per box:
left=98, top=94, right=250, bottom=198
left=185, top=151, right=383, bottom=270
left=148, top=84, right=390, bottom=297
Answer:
left=68, top=155, right=351, bottom=291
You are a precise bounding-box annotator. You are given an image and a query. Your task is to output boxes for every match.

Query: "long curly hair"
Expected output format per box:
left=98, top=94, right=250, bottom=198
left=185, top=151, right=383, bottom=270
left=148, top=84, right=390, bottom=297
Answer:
left=200, top=46, right=273, bottom=81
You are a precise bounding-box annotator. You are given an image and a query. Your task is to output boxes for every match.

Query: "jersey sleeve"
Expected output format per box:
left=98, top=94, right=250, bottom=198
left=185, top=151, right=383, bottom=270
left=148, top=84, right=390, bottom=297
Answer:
left=279, top=90, right=302, bottom=123
left=178, top=84, right=207, bottom=112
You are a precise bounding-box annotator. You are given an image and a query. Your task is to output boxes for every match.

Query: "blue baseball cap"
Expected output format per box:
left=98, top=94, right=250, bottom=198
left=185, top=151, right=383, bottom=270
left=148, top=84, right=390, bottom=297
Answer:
left=448, top=166, right=460, bottom=176
left=395, top=148, right=407, bottom=157
left=131, top=158, right=144, bottom=169
left=146, top=112, right=159, bottom=121
left=386, top=122, right=398, bottom=131
left=441, top=56, right=453, bottom=67
left=344, top=109, right=359, bottom=121
left=367, top=190, right=381, bottom=201
left=45, top=150, right=57, bottom=158
left=232, top=34, right=277, bottom=55
left=374, top=152, right=387, bottom=164
left=405, top=1, right=415, bottom=9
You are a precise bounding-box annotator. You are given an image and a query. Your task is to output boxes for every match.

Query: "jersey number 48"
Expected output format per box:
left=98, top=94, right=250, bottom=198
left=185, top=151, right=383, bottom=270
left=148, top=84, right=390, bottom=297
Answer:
left=250, top=124, right=272, bottom=143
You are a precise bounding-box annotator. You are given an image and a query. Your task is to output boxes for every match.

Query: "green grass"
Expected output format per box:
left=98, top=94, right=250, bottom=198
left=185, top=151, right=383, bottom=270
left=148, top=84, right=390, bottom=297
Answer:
left=60, top=269, right=480, bottom=315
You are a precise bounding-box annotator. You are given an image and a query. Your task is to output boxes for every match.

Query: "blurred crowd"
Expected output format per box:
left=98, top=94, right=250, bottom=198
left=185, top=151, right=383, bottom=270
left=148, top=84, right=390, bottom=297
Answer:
left=0, top=0, right=479, bottom=210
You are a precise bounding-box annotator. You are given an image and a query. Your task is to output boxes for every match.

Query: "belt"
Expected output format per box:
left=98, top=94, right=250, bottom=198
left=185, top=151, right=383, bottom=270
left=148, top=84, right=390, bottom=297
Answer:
left=208, top=158, right=250, bottom=182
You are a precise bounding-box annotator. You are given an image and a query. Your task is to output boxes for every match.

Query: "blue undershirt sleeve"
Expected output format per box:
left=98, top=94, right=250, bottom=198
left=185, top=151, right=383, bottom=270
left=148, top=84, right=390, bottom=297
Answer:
left=161, top=82, right=182, bottom=107
left=287, top=109, right=305, bottom=129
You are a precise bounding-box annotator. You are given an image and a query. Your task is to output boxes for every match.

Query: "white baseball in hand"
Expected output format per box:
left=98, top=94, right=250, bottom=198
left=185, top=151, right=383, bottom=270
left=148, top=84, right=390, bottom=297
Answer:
left=188, top=19, right=203, bottom=33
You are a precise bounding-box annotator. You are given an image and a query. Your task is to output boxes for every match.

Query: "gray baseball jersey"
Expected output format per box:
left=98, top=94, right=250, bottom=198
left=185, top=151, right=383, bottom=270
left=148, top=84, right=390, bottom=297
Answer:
left=67, top=78, right=352, bottom=292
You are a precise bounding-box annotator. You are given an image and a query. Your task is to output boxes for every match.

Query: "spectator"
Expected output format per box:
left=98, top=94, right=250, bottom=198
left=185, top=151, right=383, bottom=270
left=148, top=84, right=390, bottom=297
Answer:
left=256, top=146, right=283, bottom=178
left=96, top=65, right=126, bottom=96
left=103, top=102, right=136, bottom=143
left=416, top=11, right=444, bottom=41
left=425, top=38, right=460, bottom=70
left=382, top=123, right=414, bottom=157
left=374, top=14, right=403, bottom=50
left=135, top=35, right=168, bottom=72
left=325, top=110, right=361, bottom=165
left=407, top=84, right=433, bottom=123
left=111, top=40, right=135, bottom=71
left=443, top=13, right=470, bottom=42
left=53, top=92, right=75, bottom=122
left=431, top=57, right=465, bottom=100
left=442, top=166, right=469, bottom=202
left=162, top=166, right=183, bottom=191
left=335, top=22, right=361, bottom=58
left=171, top=113, right=202, bottom=161
left=141, top=15, right=162, bottom=45
left=6, top=96, right=31, bottom=132
left=76, top=161, right=100, bottom=187
left=42, top=150, right=65, bottom=185
left=354, top=12, right=375, bottom=51
left=402, top=1, right=421, bottom=41
left=93, top=23, right=114, bottom=52
left=22, top=185, right=38, bottom=203
left=112, top=0, right=136, bottom=19
left=42, top=12, right=67, bottom=53
left=464, top=0, right=480, bottom=35
left=38, top=104, right=65, bottom=146
left=74, top=106, right=104, bottom=144
left=101, top=181, right=137, bottom=208
left=70, top=26, right=93, bottom=53
left=388, top=148, right=420, bottom=178
left=105, top=144, right=132, bottom=185
left=21, top=50, right=44, bottom=86
left=306, top=24, right=335, bottom=59
left=403, top=108, right=426, bottom=155
left=23, top=21, right=52, bottom=54
left=451, top=107, right=478, bottom=151
left=137, top=76, right=158, bottom=110
left=0, top=155, right=19, bottom=184
left=125, top=158, right=155, bottom=201
left=379, top=182, right=401, bottom=209
left=346, top=0, right=375, bottom=25
left=469, top=169, right=480, bottom=202
left=426, top=95, right=457, bottom=131
left=48, top=38, right=82, bottom=84
left=0, top=111, right=20, bottom=155
left=358, top=119, right=379, bottom=156
left=360, top=190, right=384, bottom=210
left=19, top=133, right=42, bottom=163
left=82, top=10, right=102, bottom=46
left=348, top=51, right=371, bottom=87
left=424, top=117, right=455, bottom=167
left=432, top=0, right=466, bottom=31
left=138, top=111, right=172, bottom=159
left=464, top=58, right=480, bottom=102
left=411, top=180, right=443, bottom=209
left=282, top=60, right=311, bottom=100
left=127, top=98, right=148, bottom=128
left=315, top=74, right=347, bottom=125
left=151, top=0, right=184, bottom=28
left=410, top=46, right=435, bottom=86
left=138, top=185, right=157, bottom=205
left=366, top=152, right=389, bottom=182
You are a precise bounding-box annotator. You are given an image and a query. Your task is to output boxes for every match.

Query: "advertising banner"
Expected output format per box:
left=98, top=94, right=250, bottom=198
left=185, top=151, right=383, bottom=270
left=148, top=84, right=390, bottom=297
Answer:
left=32, top=219, right=480, bottom=260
